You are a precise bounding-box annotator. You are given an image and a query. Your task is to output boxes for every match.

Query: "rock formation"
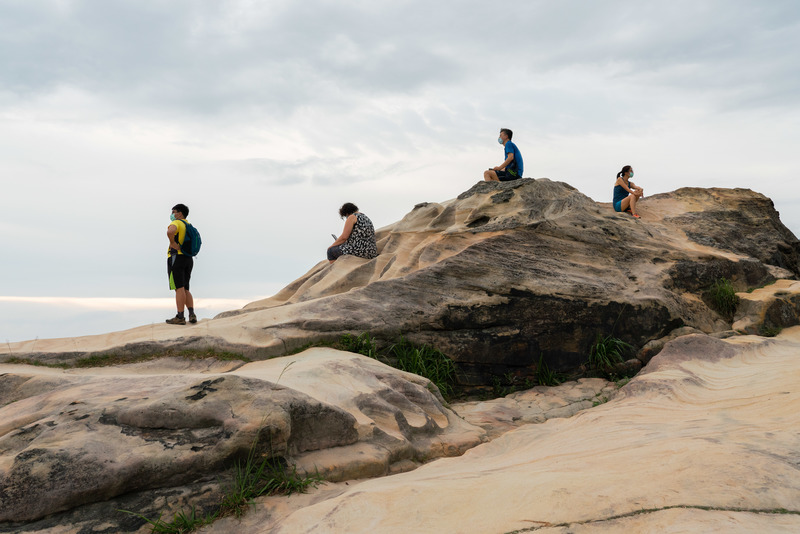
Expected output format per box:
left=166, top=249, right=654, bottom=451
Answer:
left=3, top=179, right=800, bottom=533
left=6, top=179, right=799, bottom=386
left=0, top=350, right=483, bottom=527
left=216, top=328, right=800, bottom=534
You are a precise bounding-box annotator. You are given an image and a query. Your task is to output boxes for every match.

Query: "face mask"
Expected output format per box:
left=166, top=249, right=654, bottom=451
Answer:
left=497, top=137, right=504, bottom=145
left=170, top=213, right=176, bottom=221
left=630, top=171, right=634, bottom=178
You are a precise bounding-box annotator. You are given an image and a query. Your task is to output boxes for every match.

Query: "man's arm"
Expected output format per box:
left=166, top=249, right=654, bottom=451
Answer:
left=494, top=152, right=514, bottom=171
left=167, top=224, right=180, bottom=252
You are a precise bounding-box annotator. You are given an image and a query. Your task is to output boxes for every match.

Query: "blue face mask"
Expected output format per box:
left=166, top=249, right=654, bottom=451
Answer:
left=497, top=137, right=504, bottom=145
left=170, top=213, right=176, bottom=221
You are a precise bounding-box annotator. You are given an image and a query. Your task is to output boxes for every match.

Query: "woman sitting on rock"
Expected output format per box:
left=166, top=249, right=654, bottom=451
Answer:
left=327, top=202, right=378, bottom=263
left=613, top=165, right=644, bottom=218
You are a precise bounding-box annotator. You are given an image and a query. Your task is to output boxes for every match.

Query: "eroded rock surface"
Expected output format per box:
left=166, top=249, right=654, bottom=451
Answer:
left=453, top=377, right=617, bottom=439
left=229, top=328, right=800, bottom=534
left=7, top=180, right=799, bottom=387
left=733, top=279, right=800, bottom=335
left=0, top=349, right=484, bottom=526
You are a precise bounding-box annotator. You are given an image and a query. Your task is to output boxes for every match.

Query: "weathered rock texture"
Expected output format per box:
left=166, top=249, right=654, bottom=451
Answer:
left=0, top=349, right=483, bottom=526
left=220, top=328, right=800, bottom=534
left=733, top=279, right=800, bottom=335
left=454, top=377, right=617, bottom=439
left=6, top=180, right=799, bottom=386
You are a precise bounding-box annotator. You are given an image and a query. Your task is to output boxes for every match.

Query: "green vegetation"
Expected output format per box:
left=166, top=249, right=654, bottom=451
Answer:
left=338, top=332, right=378, bottom=358
left=536, top=354, right=564, bottom=387
left=3, top=357, right=69, bottom=368
left=615, top=377, right=631, bottom=389
left=592, top=395, right=609, bottom=407
left=121, top=437, right=321, bottom=533
left=220, top=441, right=321, bottom=518
left=123, top=506, right=217, bottom=534
left=388, top=337, right=457, bottom=400
left=707, top=277, right=740, bottom=322
left=589, top=333, right=632, bottom=372
left=3, top=349, right=250, bottom=369
left=759, top=325, right=782, bottom=337
left=314, top=332, right=459, bottom=401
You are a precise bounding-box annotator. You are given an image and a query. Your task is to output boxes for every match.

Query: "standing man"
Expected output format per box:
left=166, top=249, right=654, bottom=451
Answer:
left=484, top=128, right=524, bottom=182
left=166, top=203, right=196, bottom=325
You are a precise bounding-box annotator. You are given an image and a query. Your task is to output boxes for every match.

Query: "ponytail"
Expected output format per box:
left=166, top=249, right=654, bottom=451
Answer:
left=617, top=165, right=632, bottom=178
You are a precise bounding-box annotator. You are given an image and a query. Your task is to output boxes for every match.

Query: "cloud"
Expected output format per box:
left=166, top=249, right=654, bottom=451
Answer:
left=1, top=0, right=799, bottom=342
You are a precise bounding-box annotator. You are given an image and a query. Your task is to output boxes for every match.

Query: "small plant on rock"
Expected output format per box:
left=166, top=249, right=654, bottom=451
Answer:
left=338, top=332, right=377, bottom=358
left=121, top=436, right=321, bottom=532
left=536, top=354, right=564, bottom=387
left=389, top=337, right=457, bottom=400
left=589, top=334, right=632, bottom=371
left=707, top=277, right=740, bottom=322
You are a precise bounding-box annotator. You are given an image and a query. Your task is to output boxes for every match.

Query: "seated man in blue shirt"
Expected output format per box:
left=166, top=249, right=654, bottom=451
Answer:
left=484, top=128, right=524, bottom=182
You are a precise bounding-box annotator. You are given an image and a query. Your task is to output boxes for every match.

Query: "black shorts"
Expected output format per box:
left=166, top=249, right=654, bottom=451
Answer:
left=168, top=255, right=193, bottom=290
left=327, top=245, right=344, bottom=261
left=496, top=170, right=521, bottom=182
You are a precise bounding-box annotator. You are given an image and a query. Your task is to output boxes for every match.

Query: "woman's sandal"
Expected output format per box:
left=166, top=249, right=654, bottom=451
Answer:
left=632, top=213, right=641, bottom=219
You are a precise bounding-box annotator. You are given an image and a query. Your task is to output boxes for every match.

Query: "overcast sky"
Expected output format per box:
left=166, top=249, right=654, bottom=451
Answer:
left=2, top=0, right=799, bottom=342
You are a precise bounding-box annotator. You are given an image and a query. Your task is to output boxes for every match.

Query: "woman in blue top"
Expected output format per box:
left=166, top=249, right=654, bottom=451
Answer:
left=613, top=165, right=644, bottom=219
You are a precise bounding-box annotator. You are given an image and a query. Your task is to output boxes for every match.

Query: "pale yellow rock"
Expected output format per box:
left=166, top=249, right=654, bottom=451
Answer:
left=223, top=328, right=800, bottom=534
left=0, top=349, right=484, bottom=522
left=452, top=378, right=616, bottom=439
left=733, top=279, right=800, bottom=334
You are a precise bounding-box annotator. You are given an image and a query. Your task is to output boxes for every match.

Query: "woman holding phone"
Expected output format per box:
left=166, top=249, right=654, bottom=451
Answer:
left=327, top=202, right=378, bottom=263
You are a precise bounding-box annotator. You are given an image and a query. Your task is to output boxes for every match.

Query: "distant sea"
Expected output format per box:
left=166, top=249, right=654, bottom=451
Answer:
left=0, top=297, right=255, bottom=344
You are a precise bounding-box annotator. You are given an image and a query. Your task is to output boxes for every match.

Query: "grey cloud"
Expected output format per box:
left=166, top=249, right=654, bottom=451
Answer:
left=195, top=156, right=423, bottom=187
left=0, top=0, right=797, bottom=133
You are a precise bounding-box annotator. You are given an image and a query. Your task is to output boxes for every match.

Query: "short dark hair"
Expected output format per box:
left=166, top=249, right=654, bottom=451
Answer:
left=500, top=128, right=513, bottom=140
left=172, top=203, right=189, bottom=218
left=339, top=202, right=359, bottom=218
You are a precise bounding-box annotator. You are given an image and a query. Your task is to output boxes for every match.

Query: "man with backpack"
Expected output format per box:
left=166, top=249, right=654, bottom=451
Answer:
left=166, top=203, right=199, bottom=325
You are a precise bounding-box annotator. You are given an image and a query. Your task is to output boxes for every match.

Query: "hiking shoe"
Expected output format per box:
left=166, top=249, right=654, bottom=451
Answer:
left=166, top=315, right=186, bottom=325
left=189, top=312, right=197, bottom=324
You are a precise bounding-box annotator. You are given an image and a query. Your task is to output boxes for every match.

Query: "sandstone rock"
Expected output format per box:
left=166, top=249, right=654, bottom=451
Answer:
left=7, top=181, right=797, bottom=387
left=733, top=279, right=800, bottom=335
left=231, top=327, right=800, bottom=534
left=453, top=377, right=617, bottom=439
left=636, top=325, right=703, bottom=364
left=0, top=349, right=484, bottom=524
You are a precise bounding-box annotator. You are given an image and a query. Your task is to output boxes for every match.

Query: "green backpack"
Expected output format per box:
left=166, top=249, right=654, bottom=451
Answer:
left=178, top=220, right=202, bottom=257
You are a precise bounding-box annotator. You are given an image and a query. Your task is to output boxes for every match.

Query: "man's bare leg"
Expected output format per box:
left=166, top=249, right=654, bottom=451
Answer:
left=484, top=170, right=499, bottom=181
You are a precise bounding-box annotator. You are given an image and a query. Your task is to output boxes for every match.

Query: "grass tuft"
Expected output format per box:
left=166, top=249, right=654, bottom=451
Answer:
left=707, top=277, right=740, bottom=322
left=536, top=354, right=564, bottom=387
left=338, top=332, right=378, bottom=358
left=388, top=337, right=457, bottom=400
left=121, top=435, right=321, bottom=532
left=589, top=334, right=632, bottom=371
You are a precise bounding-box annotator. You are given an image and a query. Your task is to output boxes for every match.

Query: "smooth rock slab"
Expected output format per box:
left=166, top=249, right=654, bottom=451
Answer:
left=233, top=328, right=800, bottom=534
left=453, top=378, right=617, bottom=439
left=0, top=349, right=484, bottom=524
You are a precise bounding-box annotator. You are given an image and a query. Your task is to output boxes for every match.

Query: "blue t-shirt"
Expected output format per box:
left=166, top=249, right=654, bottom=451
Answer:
left=504, top=141, right=524, bottom=177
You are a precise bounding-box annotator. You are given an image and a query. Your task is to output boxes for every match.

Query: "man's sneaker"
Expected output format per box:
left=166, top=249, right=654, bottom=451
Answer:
left=166, top=315, right=186, bottom=325
left=189, top=313, right=197, bottom=324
